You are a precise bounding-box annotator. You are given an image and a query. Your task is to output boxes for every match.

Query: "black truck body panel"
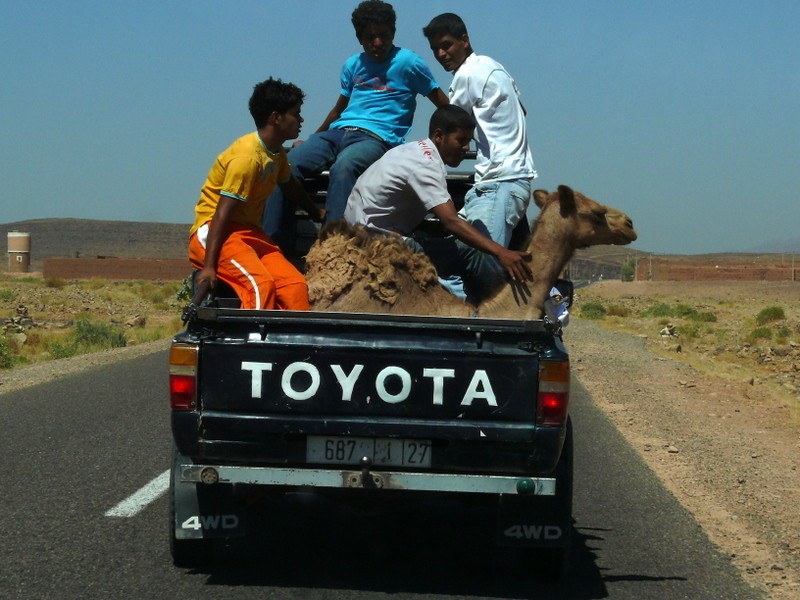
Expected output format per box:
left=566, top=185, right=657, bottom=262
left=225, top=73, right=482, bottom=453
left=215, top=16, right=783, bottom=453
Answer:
left=172, top=309, right=567, bottom=475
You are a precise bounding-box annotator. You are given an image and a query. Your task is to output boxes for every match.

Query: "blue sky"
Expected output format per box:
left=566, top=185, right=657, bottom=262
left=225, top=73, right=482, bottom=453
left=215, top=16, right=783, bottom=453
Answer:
left=2, top=1, right=798, bottom=255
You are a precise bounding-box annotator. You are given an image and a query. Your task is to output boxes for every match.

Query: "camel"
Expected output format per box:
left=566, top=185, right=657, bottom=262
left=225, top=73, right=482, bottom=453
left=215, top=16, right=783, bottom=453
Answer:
left=305, top=185, right=637, bottom=320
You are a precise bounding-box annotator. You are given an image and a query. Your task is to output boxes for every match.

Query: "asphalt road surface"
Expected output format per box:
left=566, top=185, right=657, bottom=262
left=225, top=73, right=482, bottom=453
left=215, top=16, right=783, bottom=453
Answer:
left=0, top=350, right=766, bottom=599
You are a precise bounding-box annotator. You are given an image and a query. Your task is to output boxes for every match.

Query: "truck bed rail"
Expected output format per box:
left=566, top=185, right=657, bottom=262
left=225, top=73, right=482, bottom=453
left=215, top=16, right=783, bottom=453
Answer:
left=193, top=306, right=560, bottom=335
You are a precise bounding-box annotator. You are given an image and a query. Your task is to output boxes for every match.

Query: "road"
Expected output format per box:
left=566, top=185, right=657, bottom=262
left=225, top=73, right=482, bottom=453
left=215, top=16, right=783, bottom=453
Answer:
left=0, top=350, right=766, bottom=599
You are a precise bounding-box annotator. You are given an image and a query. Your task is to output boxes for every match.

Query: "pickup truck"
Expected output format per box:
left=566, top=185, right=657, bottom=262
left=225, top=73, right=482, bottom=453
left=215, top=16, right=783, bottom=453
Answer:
left=168, top=174, right=575, bottom=578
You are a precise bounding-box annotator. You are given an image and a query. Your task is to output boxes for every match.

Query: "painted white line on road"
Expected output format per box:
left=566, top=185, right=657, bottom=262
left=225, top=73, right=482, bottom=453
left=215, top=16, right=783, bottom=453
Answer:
left=105, top=470, right=170, bottom=518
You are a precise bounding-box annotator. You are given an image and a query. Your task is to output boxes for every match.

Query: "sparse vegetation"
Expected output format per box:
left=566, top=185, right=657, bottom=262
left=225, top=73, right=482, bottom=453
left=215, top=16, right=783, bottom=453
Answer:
left=0, top=337, right=16, bottom=369
left=580, top=301, right=607, bottom=320
left=640, top=303, right=673, bottom=318
left=0, top=275, right=183, bottom=369
left=176, top=275, right=193, bottom=303
left=44, top=277, right=66, bottom=289
left=606, top=304, right=631, bottom=317
left=746, top=326, right=773, bottom=343
left=686, top=311, right=717, bottom=322
left=640, top=302, right=717, bottom=322
left=47, top=319, right=127, bottom=359
left=755, top=305, right=785, bottom=325
left=575, top=280, right=800, bottom=410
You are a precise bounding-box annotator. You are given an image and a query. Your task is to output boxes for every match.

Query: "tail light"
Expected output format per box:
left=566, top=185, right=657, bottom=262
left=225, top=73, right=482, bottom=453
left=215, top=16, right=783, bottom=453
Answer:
left=536, top=360, right=570, bottom=426
left=169, top=343, right=198, bottom=411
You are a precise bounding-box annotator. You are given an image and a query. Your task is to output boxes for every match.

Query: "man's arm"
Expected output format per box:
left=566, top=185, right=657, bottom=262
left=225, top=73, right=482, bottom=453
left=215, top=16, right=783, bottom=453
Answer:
left=196, top=195, right=239, bottom=291
left=316, top=95, right=350, bottom=133
left=431, top=200, right=532, bottom=283
left=427, top=87, right=449, bottom=108
left=278, top=175, right=325, bottom=222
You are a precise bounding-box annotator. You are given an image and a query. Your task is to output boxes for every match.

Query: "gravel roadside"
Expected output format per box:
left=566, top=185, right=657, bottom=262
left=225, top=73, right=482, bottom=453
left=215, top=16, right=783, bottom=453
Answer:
left=567, top=318, right=799, bottom=599
left=0, top=339, right=170, bottom=397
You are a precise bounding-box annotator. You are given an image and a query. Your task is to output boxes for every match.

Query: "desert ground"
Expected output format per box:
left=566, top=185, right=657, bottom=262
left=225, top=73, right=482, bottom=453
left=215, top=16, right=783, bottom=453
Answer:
left=571, top=280, right=799, bottom=599
left=1, top=278, right=799, bottom=597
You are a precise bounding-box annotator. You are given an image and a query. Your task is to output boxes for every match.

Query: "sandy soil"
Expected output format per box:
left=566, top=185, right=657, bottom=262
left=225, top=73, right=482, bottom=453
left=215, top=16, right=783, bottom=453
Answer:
left=569, top=281, right=799, bottom=599
left=1, top=280, right=798, bottom=597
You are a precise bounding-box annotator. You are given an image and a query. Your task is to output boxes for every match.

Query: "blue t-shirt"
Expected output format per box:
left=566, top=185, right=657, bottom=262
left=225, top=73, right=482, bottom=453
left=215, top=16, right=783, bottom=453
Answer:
left=331, top=46, right=440, bottom=147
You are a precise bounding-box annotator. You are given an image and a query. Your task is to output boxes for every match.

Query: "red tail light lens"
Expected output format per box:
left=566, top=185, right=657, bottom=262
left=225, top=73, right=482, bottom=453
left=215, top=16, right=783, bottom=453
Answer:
left=170, top=374, right=196, bottom=411
left=537, top=360, right=570, bottom=426
left=169, top=344, right=198, bottom=411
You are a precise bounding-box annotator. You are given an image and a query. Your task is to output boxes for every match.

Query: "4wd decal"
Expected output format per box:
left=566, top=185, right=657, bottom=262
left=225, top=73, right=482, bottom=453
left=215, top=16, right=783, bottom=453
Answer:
left=503, top=524, right=563, bottom=541
left=181, top=514, right=240, bottom=531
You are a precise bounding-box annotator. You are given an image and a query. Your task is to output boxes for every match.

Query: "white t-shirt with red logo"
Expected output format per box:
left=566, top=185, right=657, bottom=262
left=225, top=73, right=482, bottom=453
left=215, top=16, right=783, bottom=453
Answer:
left=344, top=138, right=450, bottom=237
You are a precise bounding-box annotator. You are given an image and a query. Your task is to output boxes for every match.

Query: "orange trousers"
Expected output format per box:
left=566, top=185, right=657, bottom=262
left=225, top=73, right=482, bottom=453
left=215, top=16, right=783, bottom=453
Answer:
left=189, top=223, right=310, bottom=310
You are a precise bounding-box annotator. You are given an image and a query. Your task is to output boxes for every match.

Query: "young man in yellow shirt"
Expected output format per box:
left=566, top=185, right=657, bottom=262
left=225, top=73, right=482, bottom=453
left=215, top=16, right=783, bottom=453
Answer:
left=189, top=78, right=323, bottom=310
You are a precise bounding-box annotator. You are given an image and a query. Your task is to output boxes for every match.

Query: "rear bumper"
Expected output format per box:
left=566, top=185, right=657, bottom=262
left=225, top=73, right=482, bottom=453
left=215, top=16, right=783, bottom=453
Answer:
left=172, top=412, right=568, bottom=475
left=178, top=463, right=556, bottom=496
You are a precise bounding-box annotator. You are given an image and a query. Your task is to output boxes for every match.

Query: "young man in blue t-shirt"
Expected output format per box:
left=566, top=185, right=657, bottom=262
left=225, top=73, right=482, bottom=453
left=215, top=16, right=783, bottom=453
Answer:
left=262, top=0, right=449, bottom=252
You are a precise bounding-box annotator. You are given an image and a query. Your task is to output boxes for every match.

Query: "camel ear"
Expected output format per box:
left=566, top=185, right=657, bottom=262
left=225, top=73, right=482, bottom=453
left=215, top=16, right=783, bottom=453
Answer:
left=533, top=189, right=549, bottom=209
left=557, top=185, right=576, bottom=216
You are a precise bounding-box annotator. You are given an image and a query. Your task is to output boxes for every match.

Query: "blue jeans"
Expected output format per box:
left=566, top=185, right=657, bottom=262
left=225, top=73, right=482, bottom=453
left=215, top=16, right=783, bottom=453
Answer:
left=439, top=178, right=533, bottom=299
left=262, top=128, right=388, bottom=252
left=406, top=232, right=505, bottom=306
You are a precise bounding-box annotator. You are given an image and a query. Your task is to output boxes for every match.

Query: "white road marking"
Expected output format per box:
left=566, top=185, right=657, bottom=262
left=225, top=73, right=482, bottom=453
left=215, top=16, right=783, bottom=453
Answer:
left=105, top=470, right=170, bottom=518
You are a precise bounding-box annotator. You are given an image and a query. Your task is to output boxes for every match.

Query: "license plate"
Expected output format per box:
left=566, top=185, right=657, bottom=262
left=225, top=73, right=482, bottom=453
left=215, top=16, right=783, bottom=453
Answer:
left=306, top=436, right=432, bottom=468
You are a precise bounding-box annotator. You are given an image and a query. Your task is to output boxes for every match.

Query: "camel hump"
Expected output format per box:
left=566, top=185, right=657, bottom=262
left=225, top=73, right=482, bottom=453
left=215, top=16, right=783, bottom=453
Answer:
left=306, top=223, right=441, bottom=311
left=318, top=219, right=357, bottom=242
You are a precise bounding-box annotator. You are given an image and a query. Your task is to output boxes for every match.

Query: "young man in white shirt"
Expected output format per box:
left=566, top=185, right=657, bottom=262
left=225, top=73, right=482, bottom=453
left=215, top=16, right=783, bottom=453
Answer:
left=423, top=13, right=537, bottom=298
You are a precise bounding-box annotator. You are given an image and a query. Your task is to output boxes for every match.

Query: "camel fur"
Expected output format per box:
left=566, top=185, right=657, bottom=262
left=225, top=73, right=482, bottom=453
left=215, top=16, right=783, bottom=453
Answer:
left=305, top=185, right=637, bottom=319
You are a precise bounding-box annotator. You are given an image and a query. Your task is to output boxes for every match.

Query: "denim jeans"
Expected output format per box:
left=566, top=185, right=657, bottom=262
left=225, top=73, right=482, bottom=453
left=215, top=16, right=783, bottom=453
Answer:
left=406, top=232, right=505, bottom=306
left=439, top=178, right=533, bottom=299
left=262, top=128, right=388, bottom=252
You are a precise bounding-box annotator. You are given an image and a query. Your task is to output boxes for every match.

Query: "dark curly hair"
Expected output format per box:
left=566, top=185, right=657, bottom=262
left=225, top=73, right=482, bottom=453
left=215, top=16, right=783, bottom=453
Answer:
left=351, top=0, right=396, bottom=38
left=248, top=78, right=305, bottom=129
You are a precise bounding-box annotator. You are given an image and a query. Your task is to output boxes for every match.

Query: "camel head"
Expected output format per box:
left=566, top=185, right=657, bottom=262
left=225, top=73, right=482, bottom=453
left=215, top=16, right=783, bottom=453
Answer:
left=532, top=185, right=637, bottom=249
left=480, top=185, right=638, bottom=320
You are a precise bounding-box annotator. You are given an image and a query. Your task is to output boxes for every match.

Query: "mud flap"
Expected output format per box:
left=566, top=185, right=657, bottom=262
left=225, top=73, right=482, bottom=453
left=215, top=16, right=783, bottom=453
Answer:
left=496, top=494, right=570, bottom=549
left=171, top=447, right=246, bottom=540
left=496, top=418, right=573, bottom=550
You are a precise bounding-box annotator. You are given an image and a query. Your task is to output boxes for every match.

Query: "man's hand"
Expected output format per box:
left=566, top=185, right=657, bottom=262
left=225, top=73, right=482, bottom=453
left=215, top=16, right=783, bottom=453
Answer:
left=496, top=247, right=533, bottom=283
left=433, top=200, right=534, bottom=283
left=195, top=266, right=218, bottom=292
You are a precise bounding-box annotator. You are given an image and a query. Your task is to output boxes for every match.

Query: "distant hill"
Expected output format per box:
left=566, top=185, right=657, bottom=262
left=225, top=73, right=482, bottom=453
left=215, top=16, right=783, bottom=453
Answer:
left=3, top=217, right=796, bottom=276
left=745, top=238, right=800, bottom=253
left=1, top=219, right=189, bottom=272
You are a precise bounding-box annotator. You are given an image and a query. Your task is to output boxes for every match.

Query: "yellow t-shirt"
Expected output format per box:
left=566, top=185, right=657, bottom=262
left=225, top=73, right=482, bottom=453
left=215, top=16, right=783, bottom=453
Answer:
left=190, top=132, right=291, bottom=235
